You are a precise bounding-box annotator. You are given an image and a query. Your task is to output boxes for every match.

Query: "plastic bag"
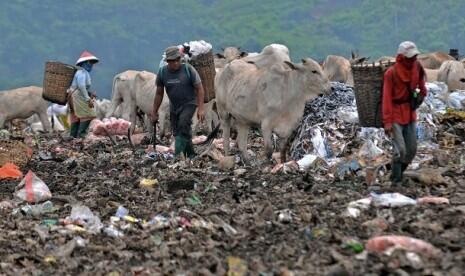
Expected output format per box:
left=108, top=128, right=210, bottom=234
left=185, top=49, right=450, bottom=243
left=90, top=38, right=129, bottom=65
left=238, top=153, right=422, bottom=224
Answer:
left=92, top=117, right=131, bottom=136
left=311, top=128, right=329, bottom=159
left=297, top=154, right=320, bottom=170
left=66, top=205, right=103, bottom=233
left=370, top=192, right=417, bottom=207
left=15, top=171, right=52, bottom=203
left=366, top=235, right=441, bottom=258
left=358, top=140, right=384, bottom=161
left=448, top=90, right=465, bottom=110
left=0, top=163, right=23, bottom=179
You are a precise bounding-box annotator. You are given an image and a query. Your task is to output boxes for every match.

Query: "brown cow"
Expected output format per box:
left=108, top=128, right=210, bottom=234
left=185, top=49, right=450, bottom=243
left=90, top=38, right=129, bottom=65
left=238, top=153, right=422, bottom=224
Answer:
left=417, top=52, right=455, bottom=69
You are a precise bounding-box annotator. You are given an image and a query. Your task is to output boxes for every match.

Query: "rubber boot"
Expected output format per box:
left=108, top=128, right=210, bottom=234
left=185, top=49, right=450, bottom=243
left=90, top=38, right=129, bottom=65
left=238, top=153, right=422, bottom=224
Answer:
left=70, top=122, right=80, bottom=138
left=77, top=120, right=91, bottom=138
left=390, top=162, right=403, bottom=185
left=175, top=136, right=188, bottom=158
left=185, top=139, right=196, bottom=158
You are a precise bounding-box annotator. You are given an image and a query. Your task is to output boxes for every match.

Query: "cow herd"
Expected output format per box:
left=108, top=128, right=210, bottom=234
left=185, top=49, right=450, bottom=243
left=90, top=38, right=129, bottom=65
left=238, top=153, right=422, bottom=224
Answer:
left=1, top=44, right=464, bottom=159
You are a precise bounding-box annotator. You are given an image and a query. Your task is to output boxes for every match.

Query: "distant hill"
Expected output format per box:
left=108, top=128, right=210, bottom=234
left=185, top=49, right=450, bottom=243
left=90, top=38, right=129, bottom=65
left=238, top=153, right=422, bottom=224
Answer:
left=1, top=0, right=464, bottom=99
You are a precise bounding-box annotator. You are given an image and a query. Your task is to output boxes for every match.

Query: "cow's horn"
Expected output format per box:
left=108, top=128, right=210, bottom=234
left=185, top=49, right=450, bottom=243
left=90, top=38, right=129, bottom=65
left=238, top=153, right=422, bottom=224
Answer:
left=284, top=61, right=298, bottom=70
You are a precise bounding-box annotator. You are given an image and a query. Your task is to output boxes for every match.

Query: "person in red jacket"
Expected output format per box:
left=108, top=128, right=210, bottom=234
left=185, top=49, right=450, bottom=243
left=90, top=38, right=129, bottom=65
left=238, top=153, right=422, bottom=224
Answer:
left=383, top=41, right=427, bottom=185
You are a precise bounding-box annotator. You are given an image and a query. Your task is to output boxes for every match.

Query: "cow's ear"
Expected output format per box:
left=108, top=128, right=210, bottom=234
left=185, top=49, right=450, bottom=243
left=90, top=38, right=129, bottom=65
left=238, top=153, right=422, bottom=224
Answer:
left=301, top=59, right=307, bottom=64
left=284, top=61, right=298, bottom=70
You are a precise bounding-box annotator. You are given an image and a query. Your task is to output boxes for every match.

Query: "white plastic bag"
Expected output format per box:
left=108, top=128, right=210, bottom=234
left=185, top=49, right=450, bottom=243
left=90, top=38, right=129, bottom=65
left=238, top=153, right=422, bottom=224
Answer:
left=15, top=171, right=52, bottom=203
left=370, top=192, right=417, bottom=207
left=67, top=205, right=103, bottom=233
left=358, top=140, right=384, bottom=161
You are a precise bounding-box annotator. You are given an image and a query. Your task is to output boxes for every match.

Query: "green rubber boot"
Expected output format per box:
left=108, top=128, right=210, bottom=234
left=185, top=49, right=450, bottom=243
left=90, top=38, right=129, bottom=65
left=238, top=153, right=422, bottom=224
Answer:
left=77, top=120, right=91, bottom=138
left=175, top=136, right=188, bottom=158
left=70, top=122, right=79, bottom=138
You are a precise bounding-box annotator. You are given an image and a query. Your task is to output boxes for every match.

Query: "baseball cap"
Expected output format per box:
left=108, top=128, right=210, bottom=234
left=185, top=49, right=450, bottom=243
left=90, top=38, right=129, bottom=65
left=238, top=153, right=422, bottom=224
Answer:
left=165, top=46, right=181, bottom=61
left=397, top=41, right=420, bottom=58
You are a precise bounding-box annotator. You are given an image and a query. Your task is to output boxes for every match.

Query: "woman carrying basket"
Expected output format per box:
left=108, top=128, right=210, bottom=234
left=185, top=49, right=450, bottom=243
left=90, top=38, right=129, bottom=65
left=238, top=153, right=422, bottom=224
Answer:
left=68, top=51, right=99, bottom=138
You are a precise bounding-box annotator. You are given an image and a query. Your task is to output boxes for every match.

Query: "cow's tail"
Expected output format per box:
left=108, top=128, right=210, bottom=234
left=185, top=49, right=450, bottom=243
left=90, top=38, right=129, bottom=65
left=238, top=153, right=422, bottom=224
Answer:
left=106, top=74, right=120, bottom=117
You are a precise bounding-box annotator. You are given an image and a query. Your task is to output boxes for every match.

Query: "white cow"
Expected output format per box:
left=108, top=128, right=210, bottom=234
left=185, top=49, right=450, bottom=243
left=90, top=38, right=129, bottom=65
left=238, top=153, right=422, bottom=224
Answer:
left=242, top=44, right=290, bottom=69
left=216, top=58, right=331, bottom=162
left=437, top=60, right=465, bottom=91
left=106, top=70, right=139, bottom=120
left=0, top=86, right=51, bottom=132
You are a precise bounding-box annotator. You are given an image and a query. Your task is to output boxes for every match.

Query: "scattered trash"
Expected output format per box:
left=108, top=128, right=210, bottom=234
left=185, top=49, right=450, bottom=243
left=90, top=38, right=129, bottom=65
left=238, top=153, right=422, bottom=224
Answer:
left=18, top=200, right=54, bottom=216
left=227, top=256, right=247, bottom=276
left=139, top=178, right=158, bottom=189
left=65, top=205, right=103, bottom=233
left=104, top=225, right=124, bottom=238
left=115, top=206, right=129, bottom=218
left=343, top=239, right=364, bottom=253
left=15, top=171, right=52, bottom=203
left=0, top=163, right=22, bottom=179
left=366, top=235, right=441, bottom=258
left=417, top=196, right=450, bottom=205
left=346, top=197, right=371, bottom=218
left=186, top=194, right=202, bottom=206
left=277, top=210, right=293, bottom=223
left=92, top=117, right=131, bottom=136
left=403, top=169, right=447, bottom=185
left=370, top=192, right=417, bottom=207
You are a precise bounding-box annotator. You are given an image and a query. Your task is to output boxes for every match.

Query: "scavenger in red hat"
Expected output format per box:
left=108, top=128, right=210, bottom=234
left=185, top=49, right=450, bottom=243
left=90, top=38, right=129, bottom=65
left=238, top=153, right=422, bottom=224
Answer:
left=68, top=50, right=100, bottom=138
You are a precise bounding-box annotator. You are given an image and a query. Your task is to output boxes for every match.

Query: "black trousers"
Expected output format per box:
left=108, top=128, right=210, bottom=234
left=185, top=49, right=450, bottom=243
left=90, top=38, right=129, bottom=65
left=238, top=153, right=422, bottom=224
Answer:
left=170, top=104, right=196, bottom=139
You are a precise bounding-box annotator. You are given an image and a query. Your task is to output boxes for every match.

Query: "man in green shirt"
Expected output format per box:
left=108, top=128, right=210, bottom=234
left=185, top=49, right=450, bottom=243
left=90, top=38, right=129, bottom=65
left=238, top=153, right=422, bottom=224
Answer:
left=152, top=46, right=205, bottom=158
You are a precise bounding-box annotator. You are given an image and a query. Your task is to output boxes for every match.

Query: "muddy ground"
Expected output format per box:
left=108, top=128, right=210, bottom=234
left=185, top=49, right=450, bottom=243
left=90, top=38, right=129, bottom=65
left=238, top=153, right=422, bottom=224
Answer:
left=0, top=128, right=464, bottom=276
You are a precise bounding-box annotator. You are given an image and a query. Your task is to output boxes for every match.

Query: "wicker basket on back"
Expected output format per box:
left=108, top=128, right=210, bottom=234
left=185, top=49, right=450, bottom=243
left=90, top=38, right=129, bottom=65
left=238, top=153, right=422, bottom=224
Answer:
left=0, top=140, right=32, bottom=168
left=43, top=61, right=77, bottom=105
left=351, top=61, right=395, bottom=128
left=189, top=50, right=216, bottom=103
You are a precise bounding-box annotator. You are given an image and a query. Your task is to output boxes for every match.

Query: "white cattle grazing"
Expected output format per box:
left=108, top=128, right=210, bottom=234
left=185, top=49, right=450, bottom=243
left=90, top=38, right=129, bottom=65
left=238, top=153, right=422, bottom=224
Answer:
left=425, top=68, right=439, bottom=82
left=216, top=58, right=331, bottom=162
left=242, top=44, right=290, bottom=69
left=132, top=71, right=169, bottom=136
left=0, top=86, right=51, bottom=132
left=26, top=114, right=64, bottom=132
left=437, top=60, right=465, bottom=91
left=418, top=52, right=455, bottom=69
left=192, top=99, right=219, bottom=134
left=106, top=70, right=139, bottom=120
left=323, top=55, right=353, bottom=86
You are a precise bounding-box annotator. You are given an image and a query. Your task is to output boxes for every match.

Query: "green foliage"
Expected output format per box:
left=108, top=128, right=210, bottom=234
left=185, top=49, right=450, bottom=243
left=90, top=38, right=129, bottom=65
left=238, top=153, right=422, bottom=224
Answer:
left=0, top=0, right=464, bottom=99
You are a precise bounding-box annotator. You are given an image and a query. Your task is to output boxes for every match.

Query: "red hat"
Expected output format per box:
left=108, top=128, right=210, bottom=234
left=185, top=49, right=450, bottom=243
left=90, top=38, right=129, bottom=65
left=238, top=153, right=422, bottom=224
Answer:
left=75, top=50, right=99, bottom=65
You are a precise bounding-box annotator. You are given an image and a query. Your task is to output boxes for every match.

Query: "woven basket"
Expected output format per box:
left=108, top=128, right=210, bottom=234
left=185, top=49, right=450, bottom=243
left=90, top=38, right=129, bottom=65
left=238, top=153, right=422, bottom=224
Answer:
left=0, top=140, right=32, bottom=168
left=43, top=61, right=77, bottom=105
left=189, top=50, right=216, bottom=103
left=352, top=61, right=394, bottom=127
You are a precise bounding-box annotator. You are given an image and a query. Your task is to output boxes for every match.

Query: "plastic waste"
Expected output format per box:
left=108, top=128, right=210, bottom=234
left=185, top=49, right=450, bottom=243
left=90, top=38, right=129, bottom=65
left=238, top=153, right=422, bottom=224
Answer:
left=370, top=192, right=417, bottom=207
left=140, top=178, right=158, bottom=189
left=448, top=90, right=465, bottom=110
left=19, top=200, right=54, bottom=216
left=115, top=206, right=129, bottom=218
left=92, top=117, right=131, bottom=136
left=337, top=106, right=359, bottom=124
left=297, top=154, right=320, bottom=170
left=227, top=256, right=248, bottom=276
left=417, top=196, right=450, bottom=205
left=104, top=225, right=124, bottom=238
left=148, top=214, right=170, bottom=229
left=311, top=128, right=329, bottom=159
left=0, top=163, right=23, bottom=179
left=343, top=239, right=364, bottom=253
left=346, top=197, right=372, bottom=218
left=66, top=205, right=103, bottom=233
left=277, top=210, right=292, bottom=223
left=0, top=129, right=10, bottom=139
left=15, top=171, right=52, bottom=203
left=42, top=219, right=58, bottom=226
left=366, top=235, right=441, bottom=258
left=358, top=139, right=384, bottom=161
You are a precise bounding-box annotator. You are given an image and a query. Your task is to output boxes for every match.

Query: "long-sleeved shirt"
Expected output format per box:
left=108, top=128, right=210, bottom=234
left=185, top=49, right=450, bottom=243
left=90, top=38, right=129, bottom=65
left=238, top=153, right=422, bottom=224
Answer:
left=70, top=69, right=92, bottom=101
left=382, top=66, right=427, bottom=128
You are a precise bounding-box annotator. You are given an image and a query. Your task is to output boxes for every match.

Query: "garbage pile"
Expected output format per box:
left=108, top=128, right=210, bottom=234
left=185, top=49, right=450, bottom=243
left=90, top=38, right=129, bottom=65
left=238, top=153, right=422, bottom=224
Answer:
left=290, top=82, right=357, bottom=160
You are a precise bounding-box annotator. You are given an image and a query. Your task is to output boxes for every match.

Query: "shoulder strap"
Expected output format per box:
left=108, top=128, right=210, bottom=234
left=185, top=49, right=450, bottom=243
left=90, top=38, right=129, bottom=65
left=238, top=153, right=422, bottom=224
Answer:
left=184, top=63, right=192, bottom=82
